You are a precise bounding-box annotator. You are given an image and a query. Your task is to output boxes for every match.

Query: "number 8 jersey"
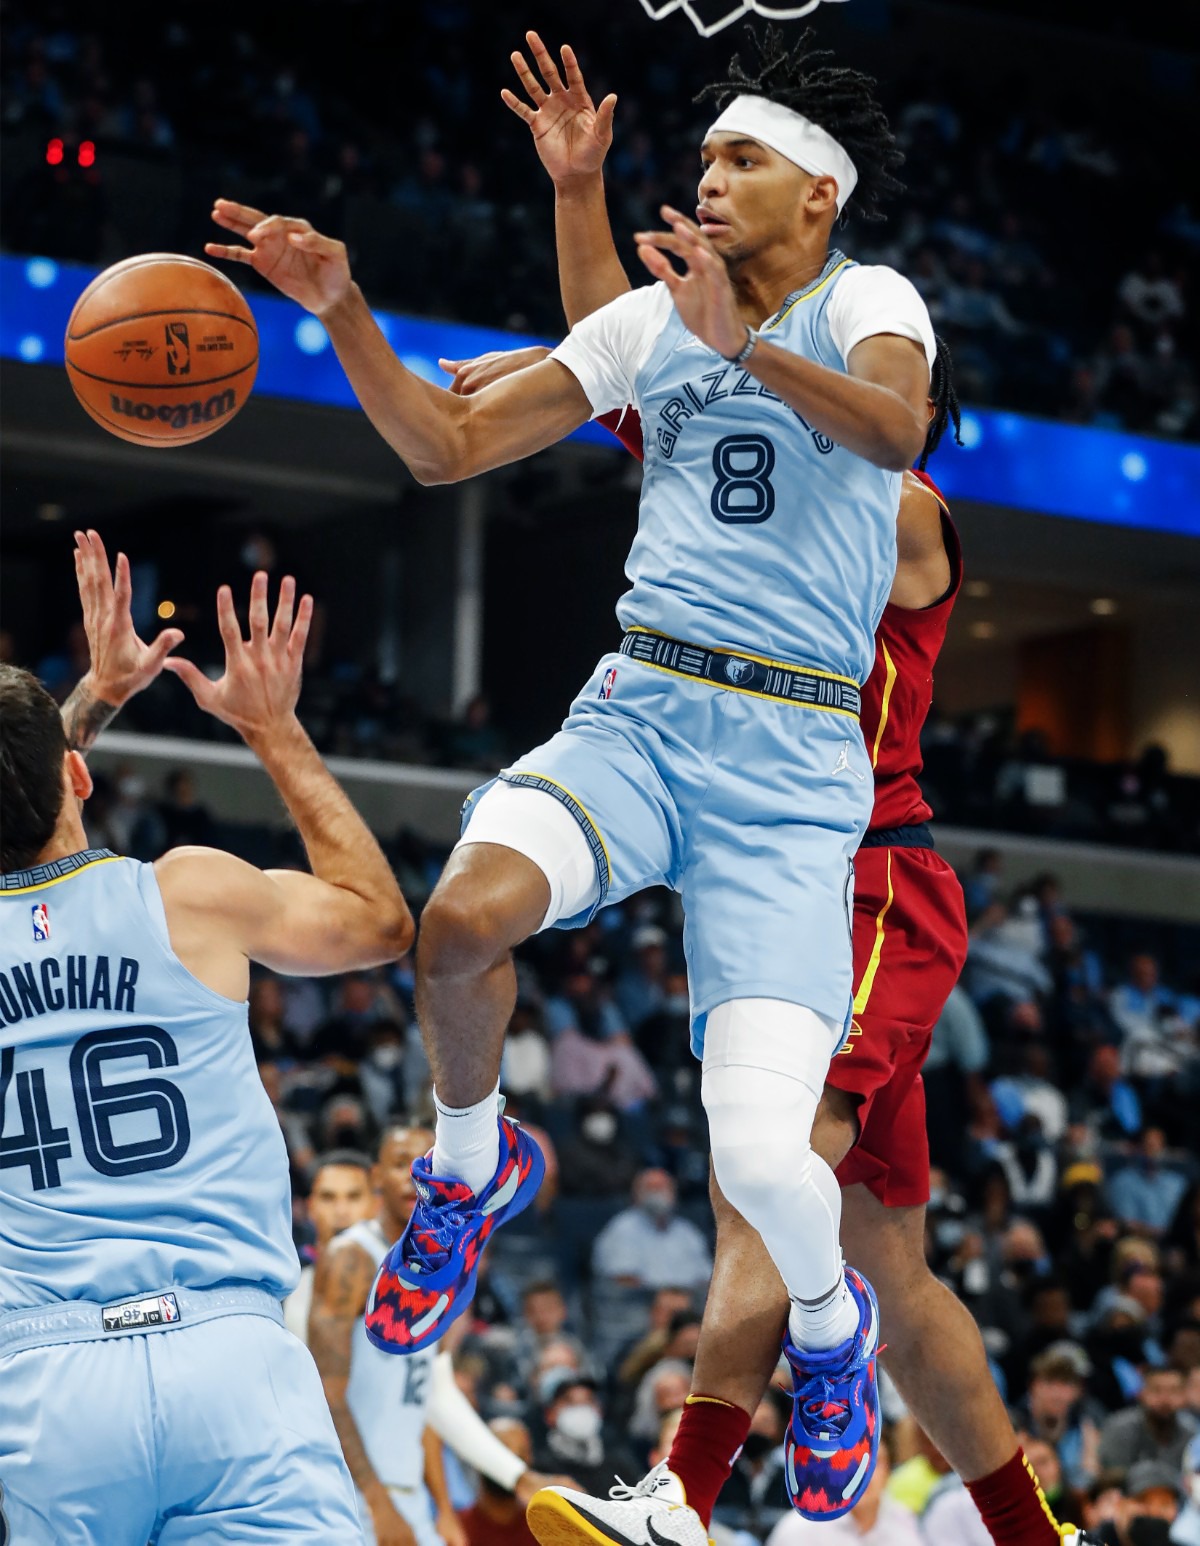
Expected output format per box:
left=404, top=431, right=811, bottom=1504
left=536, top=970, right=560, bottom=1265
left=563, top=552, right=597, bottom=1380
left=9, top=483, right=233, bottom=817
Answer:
left=0, top=849, right=298, bottom=1311
left=551, top=251, right=936, bottom=684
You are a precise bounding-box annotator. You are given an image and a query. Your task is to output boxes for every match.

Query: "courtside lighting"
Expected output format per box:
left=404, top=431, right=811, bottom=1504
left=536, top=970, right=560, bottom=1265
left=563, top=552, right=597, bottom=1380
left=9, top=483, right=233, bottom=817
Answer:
left=401, top=353, right=442, bottom=384
left=1120, top=451, right=1148, bottom=482
left=18, top=335, right=45, bottom=361
left=77, top=141, right=96, bottom=168
left=24, top=258, right=57, bottom=289
left=964, top=580, right=991, bottom=598
left=1090, top=598, right=1118, bottom=616
left=294, top=317, right=328, bottom=355
left=45, top=139, right=64, bottom=166
left=956, top=412, right=983, bottom=449
left=36, top=503, right=64, bottom=522
left=157, top=600, right=177, bottom=620
left=970, top=620, right=997, bottom=640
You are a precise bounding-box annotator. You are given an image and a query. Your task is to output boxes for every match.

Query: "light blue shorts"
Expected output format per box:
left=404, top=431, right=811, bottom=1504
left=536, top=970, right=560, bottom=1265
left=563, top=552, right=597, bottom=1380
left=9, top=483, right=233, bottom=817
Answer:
left=465, top=651, right=871, bottom=1054
left=0, top=1288, right=362, bottom=1545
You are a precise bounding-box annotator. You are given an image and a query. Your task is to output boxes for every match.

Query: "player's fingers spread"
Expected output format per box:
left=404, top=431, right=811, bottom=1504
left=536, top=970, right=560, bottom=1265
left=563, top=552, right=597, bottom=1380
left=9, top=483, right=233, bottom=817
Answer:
left=147, top=628, right=185, bottom=666
left=205, top=242, right=255, bottom=265
left=510, top=51, right=546, bottom=103
left=596, top=94, right=618, bottom=134
left=561, top=43, right=587, bottom=91
left=289, top=595, right=314, bottom=659
left=213, top=198, right=266, bottom=228
left=526, top=32, right=564, bottom=93
left=637, top=245, right=678, bottom=288
left=636, top=230, right=689, bottom=258
left=162, top=656, right=211, bottom=701
left=500, top=88, right=536, bottom=125
left=113, top=551, right=133, bottom=610
left=272, top=575, right=296, bottom=644
left=248, top=572, right=270, bottom=643
left=215, top=584, right=244, bottom=653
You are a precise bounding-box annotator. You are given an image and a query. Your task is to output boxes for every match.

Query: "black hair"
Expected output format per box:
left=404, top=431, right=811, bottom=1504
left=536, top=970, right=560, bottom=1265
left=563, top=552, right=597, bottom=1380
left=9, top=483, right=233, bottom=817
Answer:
left=311, top=1148, right=372, bottom=1179
left=919, top=335, right=963, bottom=471
left=375, top=1120, right=432, bottom=1161
left=0, top=665, right=69, bottom=872
left=696, top=26, right=904, bottom=224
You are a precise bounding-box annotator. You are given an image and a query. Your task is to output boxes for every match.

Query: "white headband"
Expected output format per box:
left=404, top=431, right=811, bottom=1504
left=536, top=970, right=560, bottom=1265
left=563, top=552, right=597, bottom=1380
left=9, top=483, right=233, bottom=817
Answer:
left=706, top=94, right=858, bottom=214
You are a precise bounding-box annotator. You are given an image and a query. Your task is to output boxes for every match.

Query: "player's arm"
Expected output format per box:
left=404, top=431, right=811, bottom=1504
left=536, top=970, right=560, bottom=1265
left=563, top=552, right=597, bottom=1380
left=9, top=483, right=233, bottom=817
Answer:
left=890, top=471, right=953, bottom=610
left=423, top=1427, right=468, bottom=1546
left=60, top=529, right=185, bottom=754
left=426, top=1349, right=575, bottom=1501
left=501, top=32, right=630, bottom=327
left=636, top=207, right=928, bottom=471
left=156, top=575, right=412, bottom=996
left=310, top=1241, right=417, bottom=1546
left=207, top=202, right=590, bottom=485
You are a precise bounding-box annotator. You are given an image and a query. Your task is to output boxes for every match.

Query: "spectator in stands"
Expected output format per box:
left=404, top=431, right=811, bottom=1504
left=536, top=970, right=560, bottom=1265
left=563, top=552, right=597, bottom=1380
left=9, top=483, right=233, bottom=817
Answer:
left=591, top=1170, right=711, bottom=1292
left=458, top=1419, right=538, bottom=1546
left=549, top=978, right=657, bottom=1112
left=616, top=1287, right=697, bottom=1390
left=1014, top=1346, right=1100, bottom=1490
left=444, top=693, right=505, bottom=770
left=1118, top=253, right=1186, bottom=331
left=310, top=972, right=405, bottom=1070
left=615, top=925, right=670, bottom=1032
left=158, top=767, right=214, bottom=849
left=499, top=996, right=552, bottom=1107
left=628, top=1358, right=693, bottom=1446
left=530, top=1371, right=637, bottom=1499
left=248, top=974, right=302, bottom=1063
left=557, top=1097, right=640, bottom=1200
left=967, top=895, right=1053, bottom=1016
left=1074, top=1044, right=1145, bottom=1142
left=1087, top=1458, right=1183, bottom=1545
left=282, top=1148, right=373, bottom=1343
left=512, top=1282, right=591, bottom=1389
left=1110, top=1130, right=1190, bottom=1240
left=963, top=847, right=1006, bottom=918
left=715, top=1390, right=791, bottom=1537
left=923, top=983, right=991, bottom=1171
left=1098, top=1366, right=1199, bottom=1479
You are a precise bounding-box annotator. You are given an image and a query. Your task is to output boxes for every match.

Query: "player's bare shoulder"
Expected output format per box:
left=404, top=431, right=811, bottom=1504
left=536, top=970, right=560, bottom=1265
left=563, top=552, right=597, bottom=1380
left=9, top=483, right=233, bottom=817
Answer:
left=892, top=471, right=951, bottom=609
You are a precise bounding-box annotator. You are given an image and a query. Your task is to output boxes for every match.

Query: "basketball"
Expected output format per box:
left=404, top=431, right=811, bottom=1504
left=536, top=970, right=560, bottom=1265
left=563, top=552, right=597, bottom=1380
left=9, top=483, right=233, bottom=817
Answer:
left=63, top=253, right=258, bottom=447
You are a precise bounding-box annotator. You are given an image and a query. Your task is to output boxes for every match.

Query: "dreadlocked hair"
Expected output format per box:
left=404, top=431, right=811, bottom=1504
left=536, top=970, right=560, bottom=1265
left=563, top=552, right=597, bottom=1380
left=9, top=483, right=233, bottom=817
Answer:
left=919, top=335, right=962, bottom=471
left=695, top=26, right=904, bottom=223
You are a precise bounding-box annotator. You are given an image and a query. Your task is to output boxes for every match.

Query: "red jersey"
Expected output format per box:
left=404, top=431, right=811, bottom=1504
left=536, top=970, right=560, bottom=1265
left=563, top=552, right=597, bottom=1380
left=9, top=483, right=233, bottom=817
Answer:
left=595, top=415, right=960, bottom=834
left=860, top=471, right=961, bottom=832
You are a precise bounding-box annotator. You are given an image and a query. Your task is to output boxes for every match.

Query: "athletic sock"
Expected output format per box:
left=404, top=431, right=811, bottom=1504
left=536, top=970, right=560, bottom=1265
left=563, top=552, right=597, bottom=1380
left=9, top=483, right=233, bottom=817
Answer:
left=666, top=1394, right=752, bottom=1529
left=787, top=1270, right=861, bottom=1352
left=431, top=1082, right=500, bottom=1198
left=965, top=1447, right=1065, bottom=1546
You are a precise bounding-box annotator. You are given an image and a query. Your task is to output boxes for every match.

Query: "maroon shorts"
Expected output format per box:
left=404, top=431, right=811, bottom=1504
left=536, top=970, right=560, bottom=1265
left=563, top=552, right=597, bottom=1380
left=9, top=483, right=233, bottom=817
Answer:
left=830, top=843, right=968, bottom=1209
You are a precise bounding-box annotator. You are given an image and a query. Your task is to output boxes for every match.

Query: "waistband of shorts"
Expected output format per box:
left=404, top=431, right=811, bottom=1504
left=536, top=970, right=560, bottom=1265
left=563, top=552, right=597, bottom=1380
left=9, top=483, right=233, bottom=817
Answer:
left=618, top=628, right=861, bottom=718
left=860, top=822, right=935, bottom=850
left=0, top=1283, right=283, bottom=1356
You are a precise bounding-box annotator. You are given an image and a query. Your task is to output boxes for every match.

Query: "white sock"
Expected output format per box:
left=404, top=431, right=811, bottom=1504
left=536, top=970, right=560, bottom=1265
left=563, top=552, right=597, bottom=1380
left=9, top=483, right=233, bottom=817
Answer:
left=431, top=1082, right=500, bottom=1198
left=788, top=1270, right=862, bottom=1352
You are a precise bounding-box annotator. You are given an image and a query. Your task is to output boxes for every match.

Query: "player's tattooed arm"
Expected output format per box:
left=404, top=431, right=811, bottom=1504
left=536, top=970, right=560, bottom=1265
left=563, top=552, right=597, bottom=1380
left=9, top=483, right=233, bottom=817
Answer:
left=64, top=528, right=184, bottom=753
left=310, top=1242, right=397, bottom=1513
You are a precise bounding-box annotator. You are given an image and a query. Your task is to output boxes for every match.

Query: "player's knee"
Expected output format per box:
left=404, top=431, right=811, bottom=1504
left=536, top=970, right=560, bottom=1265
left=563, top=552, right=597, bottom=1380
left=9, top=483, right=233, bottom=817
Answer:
left=417, top=880, right=521, bottom=980
left=704, top=1087, right=816, bottom=1232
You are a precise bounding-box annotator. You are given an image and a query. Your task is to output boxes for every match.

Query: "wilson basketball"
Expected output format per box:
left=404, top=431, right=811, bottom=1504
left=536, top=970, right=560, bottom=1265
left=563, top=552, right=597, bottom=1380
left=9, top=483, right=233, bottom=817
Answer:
left=64, top=253, right=258, bottom=446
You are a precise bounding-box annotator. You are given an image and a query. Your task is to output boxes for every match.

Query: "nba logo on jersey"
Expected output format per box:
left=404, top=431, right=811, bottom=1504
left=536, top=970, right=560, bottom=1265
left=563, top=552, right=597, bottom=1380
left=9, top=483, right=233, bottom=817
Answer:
left=31, top=903, right=50, bottom=942
left=159, top=1294, right=180, bottom=1322
left=599, top=666, right=618, bottom=700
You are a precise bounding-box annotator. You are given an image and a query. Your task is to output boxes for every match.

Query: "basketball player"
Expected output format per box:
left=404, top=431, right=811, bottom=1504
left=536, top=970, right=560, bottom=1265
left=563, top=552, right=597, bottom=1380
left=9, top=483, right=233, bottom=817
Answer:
left=284, top=1148, right=374, bottom=1343
left=0, top=532, right=411, bottom=1543
left=310, top=1123, right=572, bottom=1546
left=211, top=27, right=939, bottom=1517
left=449, top=33, right=1081, bottom=1546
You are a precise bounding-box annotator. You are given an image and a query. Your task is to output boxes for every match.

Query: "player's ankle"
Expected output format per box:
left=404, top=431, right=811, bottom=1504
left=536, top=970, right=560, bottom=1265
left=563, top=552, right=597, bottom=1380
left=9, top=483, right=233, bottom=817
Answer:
left=431, top=1083, right=500, bottom=1196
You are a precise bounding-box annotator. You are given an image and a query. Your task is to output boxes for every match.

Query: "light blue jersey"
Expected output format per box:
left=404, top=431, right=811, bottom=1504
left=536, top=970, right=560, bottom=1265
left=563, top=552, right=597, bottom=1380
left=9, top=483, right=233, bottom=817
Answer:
left=0, top=848, right=297, bottom=1310
left=464, top=253, right=935, bottom=1047
left=0, top=847, right=361, bottom=1543
left=553, top=252, right=932, bottom=682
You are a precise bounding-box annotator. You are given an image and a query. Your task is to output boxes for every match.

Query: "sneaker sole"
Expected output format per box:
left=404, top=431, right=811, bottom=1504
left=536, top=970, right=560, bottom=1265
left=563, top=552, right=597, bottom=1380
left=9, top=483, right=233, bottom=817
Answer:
left=527, top=1491, right=638, bottom=1546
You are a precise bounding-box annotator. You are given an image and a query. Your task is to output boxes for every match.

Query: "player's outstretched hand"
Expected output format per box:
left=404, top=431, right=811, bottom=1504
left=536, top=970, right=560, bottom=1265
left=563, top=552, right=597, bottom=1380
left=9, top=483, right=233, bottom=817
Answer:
left=439, top=345, right=552, bottom=396
left=636, top=205, right=748, bottom=361
left=207, top=200, right=352, bottom=317
left=164, top=573, right=312, bottom=748
left=73, top=528, right=184, bottom=709
left=501, top=31, right=616, bottom=186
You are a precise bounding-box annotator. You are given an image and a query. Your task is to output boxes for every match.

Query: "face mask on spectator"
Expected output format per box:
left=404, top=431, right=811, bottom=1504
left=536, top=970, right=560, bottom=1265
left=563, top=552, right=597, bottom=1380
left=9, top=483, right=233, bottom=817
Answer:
left=640, top=1191, right=674, bottom=1220
left=582, top=1112, right=617, bottom=1145
left=555, top=1403, right=602, bottom=1442
left=369, top=1044, right=403, bottom=1071
left=740, top=1432, right=776, bottom=1461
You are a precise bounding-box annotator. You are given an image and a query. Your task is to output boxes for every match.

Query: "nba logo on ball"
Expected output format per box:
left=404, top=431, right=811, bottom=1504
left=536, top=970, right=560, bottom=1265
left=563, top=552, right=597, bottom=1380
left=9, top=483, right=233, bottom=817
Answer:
left=599, top=667, right=618, bottom=700
left=31, top=903, right=50, bottom=942
left=164, top=322, right=191, bottom=376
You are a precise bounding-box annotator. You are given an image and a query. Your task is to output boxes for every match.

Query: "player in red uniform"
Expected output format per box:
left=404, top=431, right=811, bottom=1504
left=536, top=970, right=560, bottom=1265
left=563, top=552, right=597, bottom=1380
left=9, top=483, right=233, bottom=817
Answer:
left=442, top=33, right=1078, bottom=1546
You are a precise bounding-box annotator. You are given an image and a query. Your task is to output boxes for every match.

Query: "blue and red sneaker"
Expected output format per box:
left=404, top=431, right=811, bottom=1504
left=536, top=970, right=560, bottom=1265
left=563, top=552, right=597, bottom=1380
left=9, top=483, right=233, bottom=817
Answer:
left=781, top=1266, right=881, bottom=1521
left=364, top=1114, right=544, bottom=1355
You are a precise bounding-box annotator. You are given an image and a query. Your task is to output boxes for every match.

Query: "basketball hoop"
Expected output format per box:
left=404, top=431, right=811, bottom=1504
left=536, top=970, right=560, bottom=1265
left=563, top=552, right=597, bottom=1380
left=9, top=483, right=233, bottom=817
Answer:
left=638, top=0, right=846, bottom=39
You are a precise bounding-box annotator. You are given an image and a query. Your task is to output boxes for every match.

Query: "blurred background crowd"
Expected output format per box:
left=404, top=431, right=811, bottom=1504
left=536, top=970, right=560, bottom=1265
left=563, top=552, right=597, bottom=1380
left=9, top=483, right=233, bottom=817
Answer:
left=2, top=0, right=1196, bottom=437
